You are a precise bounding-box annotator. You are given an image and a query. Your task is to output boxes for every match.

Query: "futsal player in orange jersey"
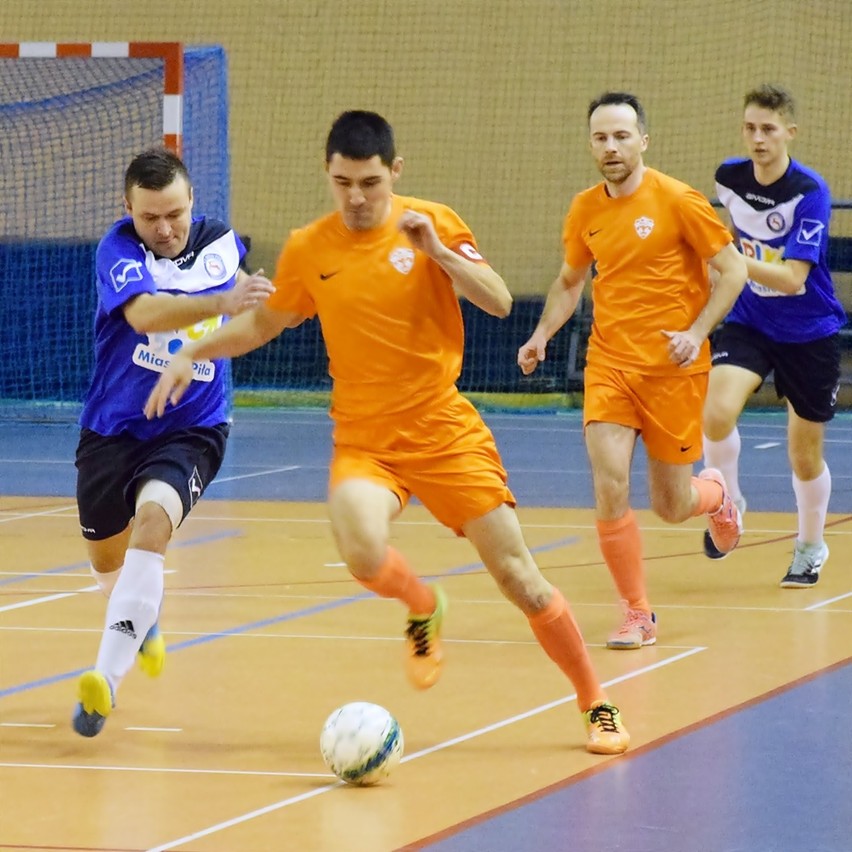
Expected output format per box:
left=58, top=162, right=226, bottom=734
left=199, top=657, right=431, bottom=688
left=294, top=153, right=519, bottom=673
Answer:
left=146, top=110, right=629, bottom=754
left=519, top=92, right=749, bottom=650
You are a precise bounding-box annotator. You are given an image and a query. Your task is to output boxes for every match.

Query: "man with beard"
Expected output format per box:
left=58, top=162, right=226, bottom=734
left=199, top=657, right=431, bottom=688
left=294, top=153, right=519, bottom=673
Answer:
left=518, top=92, right=747, bottom=650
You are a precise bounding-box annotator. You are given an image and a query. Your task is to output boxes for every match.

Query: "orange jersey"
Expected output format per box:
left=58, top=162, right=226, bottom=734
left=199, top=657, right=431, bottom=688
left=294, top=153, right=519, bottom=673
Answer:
left=562, top=167, right=733, bottom=375
left=268, top=195, right=485, bottom=427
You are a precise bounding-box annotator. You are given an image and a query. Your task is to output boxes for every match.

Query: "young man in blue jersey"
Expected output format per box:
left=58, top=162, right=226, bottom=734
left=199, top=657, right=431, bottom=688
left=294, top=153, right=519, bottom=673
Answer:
left=702, top=85, right=846, bottom=586
left=72, top=148, right=273, bottom=736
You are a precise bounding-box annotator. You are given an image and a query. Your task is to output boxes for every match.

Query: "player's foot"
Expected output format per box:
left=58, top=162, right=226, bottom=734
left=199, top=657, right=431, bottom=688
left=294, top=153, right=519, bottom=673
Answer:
left=138, top=622, right=165, bottom=677
left=780, top=541, right=829, bottom=588
left=72, top=670, right=114, bottom=738
left=606, top=605, right=656, bottom=650
left=703, top=496, right=746, bottom=559
left=699, top=468, right=742, bottom=556
left=404, top=585, right=447, bottom=690
left=583, top=701, right=630, bottom=754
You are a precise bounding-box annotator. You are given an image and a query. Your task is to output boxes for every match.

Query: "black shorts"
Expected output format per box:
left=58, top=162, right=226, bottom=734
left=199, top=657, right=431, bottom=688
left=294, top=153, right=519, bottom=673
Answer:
left=75, top=424, right=229, bottom=541
left=710, top=322, right=840, bottom=423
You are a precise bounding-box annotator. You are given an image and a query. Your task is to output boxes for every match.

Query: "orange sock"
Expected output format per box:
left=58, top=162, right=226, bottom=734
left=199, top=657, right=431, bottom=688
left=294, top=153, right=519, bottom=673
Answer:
left=355, top=547, right=435, bottom=614
left=596, top=509, right=650, bottom=613
left=691, top=476, right=724, bottom=516
left=528, top=588, right=605, bottom=712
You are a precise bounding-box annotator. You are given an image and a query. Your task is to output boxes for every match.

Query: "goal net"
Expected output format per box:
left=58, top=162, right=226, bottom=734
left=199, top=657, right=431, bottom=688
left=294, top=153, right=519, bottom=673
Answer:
left=0, top=43, right=229, bottom=414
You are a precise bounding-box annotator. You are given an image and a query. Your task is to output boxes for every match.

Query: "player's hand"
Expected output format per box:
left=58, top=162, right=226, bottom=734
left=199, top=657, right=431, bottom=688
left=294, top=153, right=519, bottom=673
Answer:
left=222, top=269, right=274, bottom=316
left=397, top=209, right=444, bottom=259
left=144, top=351, right=194, bottom=419
left=661, top=329, right=701, bottom=368
left=517, top=331, right=548, bottom=375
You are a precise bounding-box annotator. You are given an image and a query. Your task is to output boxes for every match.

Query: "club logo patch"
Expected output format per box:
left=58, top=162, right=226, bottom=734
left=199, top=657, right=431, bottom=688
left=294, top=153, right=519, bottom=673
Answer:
left=203, top=253, right=227, bottom=279
left=389, top=247, right=415, bottom=274
left=634, top=217, right=654, bottom=239
left=188, top=466, right=203, bottom=506
left=766, top=211, right=786, bottom=233
left=109, top=258, right=144, bottom=292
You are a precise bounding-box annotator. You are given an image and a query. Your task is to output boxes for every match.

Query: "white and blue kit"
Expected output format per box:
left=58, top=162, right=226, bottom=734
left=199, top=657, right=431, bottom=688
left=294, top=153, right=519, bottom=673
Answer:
left=80, top=216, right=246, bottom=439
left=715, top=157, right=846, bottom=342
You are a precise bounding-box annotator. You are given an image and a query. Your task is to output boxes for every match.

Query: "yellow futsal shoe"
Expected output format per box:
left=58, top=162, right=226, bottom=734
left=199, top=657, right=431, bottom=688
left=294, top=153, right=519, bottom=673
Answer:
left=72, top=670, right=114, bottom=738
left=404, top=585, right=447, bottom=690
left=138, top=622, right=166, bottom=677
left=583, top=701, right=630, bottom=755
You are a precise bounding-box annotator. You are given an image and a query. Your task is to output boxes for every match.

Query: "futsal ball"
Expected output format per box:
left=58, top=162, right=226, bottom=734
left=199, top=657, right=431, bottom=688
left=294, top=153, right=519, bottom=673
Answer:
left=319, top=701, right=404, bottom=786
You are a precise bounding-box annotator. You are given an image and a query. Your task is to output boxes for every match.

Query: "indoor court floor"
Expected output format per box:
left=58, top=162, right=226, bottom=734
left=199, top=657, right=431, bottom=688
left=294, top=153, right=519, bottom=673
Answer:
left=0, top=408, right=850, bottom=852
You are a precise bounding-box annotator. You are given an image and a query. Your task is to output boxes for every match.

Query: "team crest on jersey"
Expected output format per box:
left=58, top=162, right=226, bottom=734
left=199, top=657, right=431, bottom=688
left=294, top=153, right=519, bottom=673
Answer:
left=203, top=253, right=227, bottom=279
left=766, top=211, right=786, bottom=233
left=389, top=247, right=415, bottom=274
left=634, top=217, right=654, bottom=239
left=109, top=258, right=144, bottom=292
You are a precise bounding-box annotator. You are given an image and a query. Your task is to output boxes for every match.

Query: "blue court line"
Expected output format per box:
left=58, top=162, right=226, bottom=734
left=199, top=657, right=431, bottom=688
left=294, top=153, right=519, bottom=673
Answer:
left=0, top=529, right=242, bottom=588
left=0, top=535, right=579, bottom=700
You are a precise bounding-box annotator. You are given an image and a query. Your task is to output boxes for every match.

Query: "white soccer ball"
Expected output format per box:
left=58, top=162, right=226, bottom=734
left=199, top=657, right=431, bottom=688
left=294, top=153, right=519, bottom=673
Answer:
left=319, top=701, right=404, bottom=786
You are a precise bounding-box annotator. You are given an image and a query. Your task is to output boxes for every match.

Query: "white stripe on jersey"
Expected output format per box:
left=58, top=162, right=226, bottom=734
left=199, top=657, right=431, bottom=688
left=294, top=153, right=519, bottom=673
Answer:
left=716, top=184, right=804, bottom=242
left=144, top=230, right=242, bottom=294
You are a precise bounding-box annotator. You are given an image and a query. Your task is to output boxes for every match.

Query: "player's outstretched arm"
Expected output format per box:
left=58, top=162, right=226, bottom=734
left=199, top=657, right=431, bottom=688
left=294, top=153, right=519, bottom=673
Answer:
left=124, top=270, right=274, bottom=334
left=517, top=262, right=587, bottom=375
left=143, top=303, right=302, bottom=418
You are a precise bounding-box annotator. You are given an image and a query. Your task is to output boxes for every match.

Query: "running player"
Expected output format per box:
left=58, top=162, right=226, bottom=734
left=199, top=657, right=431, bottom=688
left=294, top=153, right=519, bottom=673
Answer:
left=518, top=92, right=748, bottom=650
left=146, top=110, right=630, bottom=754
left=72, top=148, right=274, bottom=736
left=702, top=84, right=845, bottom=586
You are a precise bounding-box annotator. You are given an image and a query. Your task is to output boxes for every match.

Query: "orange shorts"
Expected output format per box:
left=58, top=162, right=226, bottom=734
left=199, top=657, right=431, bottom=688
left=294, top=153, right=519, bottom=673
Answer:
left=330, top=392, right=515, bottom=534
left=583, top=363, right=707, bottom=464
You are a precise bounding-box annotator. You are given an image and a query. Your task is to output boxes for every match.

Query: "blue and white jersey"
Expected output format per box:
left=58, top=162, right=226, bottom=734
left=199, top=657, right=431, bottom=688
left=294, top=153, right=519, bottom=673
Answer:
left=80, top=216, right=247, bottom=439
left=715, top=157, right=846, bottom=343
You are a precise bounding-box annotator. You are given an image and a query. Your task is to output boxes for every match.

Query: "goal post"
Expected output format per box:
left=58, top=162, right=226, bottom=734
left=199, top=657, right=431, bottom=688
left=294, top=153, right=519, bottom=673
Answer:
left=0, top=41, right=184, bottom=153
left=0, top=42, right=230, bottom=413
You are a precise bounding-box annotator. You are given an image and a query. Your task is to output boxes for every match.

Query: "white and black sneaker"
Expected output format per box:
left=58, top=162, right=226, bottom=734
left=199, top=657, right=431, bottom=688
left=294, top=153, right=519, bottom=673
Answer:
left=779, top=541, right=829, bottom=588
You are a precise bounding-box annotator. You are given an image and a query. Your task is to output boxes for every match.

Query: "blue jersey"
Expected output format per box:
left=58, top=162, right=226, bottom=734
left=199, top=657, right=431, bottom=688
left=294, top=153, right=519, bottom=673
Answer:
left=80, top=216, right=246, bottom=439
left=715, top=157, right=846, bottom=343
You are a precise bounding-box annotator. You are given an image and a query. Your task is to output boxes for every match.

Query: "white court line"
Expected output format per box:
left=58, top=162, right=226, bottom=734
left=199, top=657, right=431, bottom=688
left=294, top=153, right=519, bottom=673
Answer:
left=0, top=722, right=54, bottom=728
left=0, top=762, right=332, bottom=779
left=0, top=504, right=75, bottom=524
left=0, top=585, right=97, bottom=613
left=212, top=465, right=299, bottom=484
left=144, top=648, right=704, bottom=852
left=126, top=727, right=183, bottom=733
left=804, top=590, right=852, bottom=610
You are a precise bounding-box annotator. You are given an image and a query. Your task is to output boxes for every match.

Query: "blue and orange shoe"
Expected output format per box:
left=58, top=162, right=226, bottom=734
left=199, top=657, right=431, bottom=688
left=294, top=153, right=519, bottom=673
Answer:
left=72, top=670, right=114, bottom=738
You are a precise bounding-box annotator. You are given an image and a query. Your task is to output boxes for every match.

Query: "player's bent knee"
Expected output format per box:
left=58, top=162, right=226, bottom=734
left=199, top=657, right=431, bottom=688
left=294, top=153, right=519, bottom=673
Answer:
left=135, top=479, right=183, bottom=534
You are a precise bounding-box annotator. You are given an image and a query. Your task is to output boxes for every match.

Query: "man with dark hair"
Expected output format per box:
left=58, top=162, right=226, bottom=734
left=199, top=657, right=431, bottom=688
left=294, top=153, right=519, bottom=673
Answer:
left=146, top=110, right=631, bottom=755
left=72, top=147, right=273, bottom=736
left=702, top=85, right=845, bottom=586
left=519, top=92, right=748, bottom=650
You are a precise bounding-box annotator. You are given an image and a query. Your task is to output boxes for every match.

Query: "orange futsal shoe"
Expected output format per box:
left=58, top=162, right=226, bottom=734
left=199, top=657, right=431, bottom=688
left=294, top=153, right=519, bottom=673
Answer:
left=699, top=467, right=742, bottom=556
left=583, top=701, right=630, bottom=755
left=606, top=605, right=657, bottom=650
left=404, top=585, right=447, bottom=690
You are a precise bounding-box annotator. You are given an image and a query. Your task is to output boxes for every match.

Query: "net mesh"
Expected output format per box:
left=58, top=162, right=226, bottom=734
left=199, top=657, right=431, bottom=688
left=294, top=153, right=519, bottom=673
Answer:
left=0, top=46, right=229, bottom=410
left=1, top=2, right=851, bottom=415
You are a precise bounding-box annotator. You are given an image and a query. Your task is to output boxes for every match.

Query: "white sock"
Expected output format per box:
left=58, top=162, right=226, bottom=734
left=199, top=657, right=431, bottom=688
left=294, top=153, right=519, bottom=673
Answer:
left=793, top=464, right=831, bottom=547
left=90, top=564, right=121, bottom=598
left=703, top=429, right=743, bottom=504
left=95, top=548, right=164, bottom=692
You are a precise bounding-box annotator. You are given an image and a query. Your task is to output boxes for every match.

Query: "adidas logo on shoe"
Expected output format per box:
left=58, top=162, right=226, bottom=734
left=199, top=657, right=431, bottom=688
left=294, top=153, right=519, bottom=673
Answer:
left=109, top=619, right=137, bottom=639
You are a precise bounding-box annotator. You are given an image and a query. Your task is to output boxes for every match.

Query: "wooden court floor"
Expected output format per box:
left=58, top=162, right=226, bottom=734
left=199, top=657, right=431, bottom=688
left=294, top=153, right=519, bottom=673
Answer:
left=1, top=495, right=850, bottom=851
